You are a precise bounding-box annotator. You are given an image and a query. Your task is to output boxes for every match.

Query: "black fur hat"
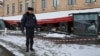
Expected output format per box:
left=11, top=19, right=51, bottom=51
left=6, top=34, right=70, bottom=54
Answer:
left=28, top=7, right=34, bottom=11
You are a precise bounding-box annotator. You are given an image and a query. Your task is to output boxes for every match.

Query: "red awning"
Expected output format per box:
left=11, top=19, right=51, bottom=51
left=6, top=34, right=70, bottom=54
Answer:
left=5, top=20, right=19, bottom=26
left=37, top=16, right=73, bottom=24
left=4, top=16, right=73, bottom=25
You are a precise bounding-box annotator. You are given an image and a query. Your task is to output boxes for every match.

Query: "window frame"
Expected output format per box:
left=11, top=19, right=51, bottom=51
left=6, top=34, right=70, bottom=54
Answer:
left=25, top=0, right=29, bottom=11
left=68, top=0, right=76, bottom=5
left=53, top=0, right=60, bottom=8
left=12, top=3, right=15, bottom=15
left=7, top=5, right=9, bottom=15
left=86, top=0, right=96, bottom=3
left=32, top=0, right=35, bottom=8
left=42, top=0, right=46, bottom=9
left=19, top=1, right=23, bottom=13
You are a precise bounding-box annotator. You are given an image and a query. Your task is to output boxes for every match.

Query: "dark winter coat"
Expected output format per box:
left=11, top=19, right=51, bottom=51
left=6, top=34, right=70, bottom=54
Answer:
left=21, top=12, right=38, bottom=31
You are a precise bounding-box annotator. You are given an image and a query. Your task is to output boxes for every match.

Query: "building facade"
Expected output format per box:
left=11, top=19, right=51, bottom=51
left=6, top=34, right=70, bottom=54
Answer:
left=1, top=0, right=100, bottom=16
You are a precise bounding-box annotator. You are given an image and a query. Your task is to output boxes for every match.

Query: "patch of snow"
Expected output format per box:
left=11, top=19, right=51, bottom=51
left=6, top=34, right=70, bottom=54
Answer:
left=44, top=33, right=66, bottom=38
left=8, top=30, right=22, bottom=34
left=66, top=35, right=71, bottom=38
left=37, top=32, right=48, bottom=36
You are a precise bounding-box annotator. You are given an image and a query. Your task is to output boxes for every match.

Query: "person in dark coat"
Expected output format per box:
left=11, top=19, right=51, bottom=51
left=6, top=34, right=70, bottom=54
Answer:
left=20, top=7, right=38, bottom=52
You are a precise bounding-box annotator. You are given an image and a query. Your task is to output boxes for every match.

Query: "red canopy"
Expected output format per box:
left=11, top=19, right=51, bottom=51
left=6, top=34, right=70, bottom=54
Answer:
left=5, top=16, right=73, bottom=25
left=38, top=16, right=73, bottom=24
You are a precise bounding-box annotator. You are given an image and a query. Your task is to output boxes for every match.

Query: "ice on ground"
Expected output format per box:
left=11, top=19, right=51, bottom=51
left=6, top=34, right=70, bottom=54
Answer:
left=0, top=35, right=100, bottom=56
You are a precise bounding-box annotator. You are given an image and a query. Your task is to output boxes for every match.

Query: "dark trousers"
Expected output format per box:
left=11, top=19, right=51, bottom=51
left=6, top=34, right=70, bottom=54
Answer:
left=26, top=27, right=34, bottom=49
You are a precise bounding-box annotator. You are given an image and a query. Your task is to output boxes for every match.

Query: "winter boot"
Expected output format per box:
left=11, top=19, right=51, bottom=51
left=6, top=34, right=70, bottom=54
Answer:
left=26, top=46, right=29, bottom=52
left=30, top=48, right=35, bottom=51
left=30, top=44, right=35, bottom=51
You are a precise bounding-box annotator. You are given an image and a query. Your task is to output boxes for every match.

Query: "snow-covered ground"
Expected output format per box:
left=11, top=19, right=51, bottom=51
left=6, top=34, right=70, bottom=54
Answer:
left=7, top=30, right=22, bottom=34
left=0, top=42, right=25, bottom=56
left=0, top=35, right=100, bottom=56
left=8, top=30, right=68, bottom=38
left=44, top=33, right=66, bottom=38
